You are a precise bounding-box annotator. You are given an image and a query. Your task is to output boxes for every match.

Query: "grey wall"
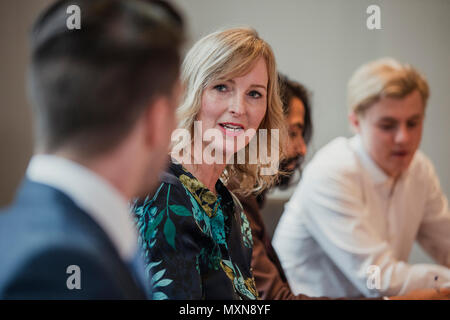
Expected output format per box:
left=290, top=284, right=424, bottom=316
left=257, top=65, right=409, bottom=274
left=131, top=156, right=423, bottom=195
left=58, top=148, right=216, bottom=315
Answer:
left=0, top=0, right=53, bottom=205
left=1, top=0, right=448, bottom=263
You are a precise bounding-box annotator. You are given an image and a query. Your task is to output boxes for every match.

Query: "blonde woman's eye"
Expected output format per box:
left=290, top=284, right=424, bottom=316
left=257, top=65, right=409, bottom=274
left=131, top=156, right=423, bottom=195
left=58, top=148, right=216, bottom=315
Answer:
left=213, top=84, right=228, bottom=92
left=249, top=90, right=262, bottom=99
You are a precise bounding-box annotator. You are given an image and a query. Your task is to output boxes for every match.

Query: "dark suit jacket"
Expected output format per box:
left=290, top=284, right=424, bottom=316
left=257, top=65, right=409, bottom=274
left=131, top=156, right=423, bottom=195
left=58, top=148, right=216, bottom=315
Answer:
left=0, top=179, right=146, bottom=299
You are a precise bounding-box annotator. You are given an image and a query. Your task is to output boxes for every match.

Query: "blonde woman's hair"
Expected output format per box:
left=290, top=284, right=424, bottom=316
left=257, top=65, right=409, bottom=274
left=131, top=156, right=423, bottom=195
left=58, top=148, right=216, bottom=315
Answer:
left=175, top=27, right=287, bottom=195
left=347, top=57, right=429, bottom=115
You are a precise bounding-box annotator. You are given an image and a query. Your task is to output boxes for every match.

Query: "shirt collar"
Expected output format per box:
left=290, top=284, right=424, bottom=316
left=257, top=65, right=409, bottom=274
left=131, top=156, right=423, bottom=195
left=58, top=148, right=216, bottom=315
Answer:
left=26, top=154, right=138, bottom=261
left=350, top=135, right=393, bottom=187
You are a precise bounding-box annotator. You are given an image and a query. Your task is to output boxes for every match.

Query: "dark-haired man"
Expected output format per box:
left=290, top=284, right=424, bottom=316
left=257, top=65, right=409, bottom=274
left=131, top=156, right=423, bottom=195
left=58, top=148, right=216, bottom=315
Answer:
left=0, top=0, right=184, bottom=299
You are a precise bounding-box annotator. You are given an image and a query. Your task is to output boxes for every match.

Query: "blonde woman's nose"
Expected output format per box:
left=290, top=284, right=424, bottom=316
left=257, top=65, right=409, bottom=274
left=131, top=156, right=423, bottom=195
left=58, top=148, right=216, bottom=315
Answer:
left=228, top=94, right=246, bottom=115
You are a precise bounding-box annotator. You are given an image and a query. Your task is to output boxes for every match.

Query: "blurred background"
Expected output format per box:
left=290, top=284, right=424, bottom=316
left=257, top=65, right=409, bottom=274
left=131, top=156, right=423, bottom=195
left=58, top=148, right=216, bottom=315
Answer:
left=1, top=0, right=449, bottom=264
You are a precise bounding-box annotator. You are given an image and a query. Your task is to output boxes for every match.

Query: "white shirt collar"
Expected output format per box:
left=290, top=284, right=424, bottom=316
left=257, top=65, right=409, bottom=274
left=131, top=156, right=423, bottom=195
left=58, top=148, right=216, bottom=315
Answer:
left=26, top=154, right=138, bottom=261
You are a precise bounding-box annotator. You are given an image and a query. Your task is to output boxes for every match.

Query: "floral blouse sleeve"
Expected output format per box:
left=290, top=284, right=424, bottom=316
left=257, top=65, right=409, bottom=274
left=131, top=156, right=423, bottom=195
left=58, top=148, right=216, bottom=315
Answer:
left=132, top=162, right=258, bottom=300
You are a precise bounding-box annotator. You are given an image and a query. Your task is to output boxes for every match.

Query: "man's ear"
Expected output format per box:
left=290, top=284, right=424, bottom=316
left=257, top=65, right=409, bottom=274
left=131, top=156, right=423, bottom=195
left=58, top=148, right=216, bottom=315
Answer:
left=348, top=111, right=361, bottom=133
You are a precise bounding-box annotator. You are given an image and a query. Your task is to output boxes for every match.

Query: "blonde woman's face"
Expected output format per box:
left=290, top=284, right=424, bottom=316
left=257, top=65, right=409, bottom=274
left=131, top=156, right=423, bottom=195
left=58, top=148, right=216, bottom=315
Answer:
left=196, top=57, right=268, bottom=159
left=351, top=89, right=425, bottom=178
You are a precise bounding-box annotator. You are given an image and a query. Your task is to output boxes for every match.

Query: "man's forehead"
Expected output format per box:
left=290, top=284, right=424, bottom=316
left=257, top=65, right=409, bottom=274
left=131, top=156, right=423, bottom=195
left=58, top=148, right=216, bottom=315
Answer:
left=377, top=114, right=423, bottom=122
left=288, top=97, right=305, bottom=115
left=370, top=106, right=424, bottom=121
left=287, top=112, right=305, bottom=126
left=368, top=92, right=425, bottom=120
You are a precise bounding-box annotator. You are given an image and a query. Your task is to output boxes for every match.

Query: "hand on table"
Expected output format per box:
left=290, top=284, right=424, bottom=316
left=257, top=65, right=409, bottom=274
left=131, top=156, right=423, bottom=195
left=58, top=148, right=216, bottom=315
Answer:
left=389, top=288, right=450, bottom=300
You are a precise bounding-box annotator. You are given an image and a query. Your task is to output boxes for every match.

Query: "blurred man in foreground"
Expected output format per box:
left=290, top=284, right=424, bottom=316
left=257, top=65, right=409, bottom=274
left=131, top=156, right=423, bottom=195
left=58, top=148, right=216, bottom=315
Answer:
left=0, top=0, right=184, bottom=299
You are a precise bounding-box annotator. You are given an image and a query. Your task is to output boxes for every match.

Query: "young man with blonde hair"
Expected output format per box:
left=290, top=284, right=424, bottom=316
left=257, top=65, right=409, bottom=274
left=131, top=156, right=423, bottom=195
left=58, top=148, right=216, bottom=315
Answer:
left=273, top=58, right=450, bottom=298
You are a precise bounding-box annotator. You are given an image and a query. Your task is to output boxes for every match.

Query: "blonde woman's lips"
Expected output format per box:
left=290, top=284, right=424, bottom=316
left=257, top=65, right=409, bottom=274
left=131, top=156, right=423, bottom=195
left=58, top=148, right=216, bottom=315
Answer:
left=218, top=122, right=244, bottom=137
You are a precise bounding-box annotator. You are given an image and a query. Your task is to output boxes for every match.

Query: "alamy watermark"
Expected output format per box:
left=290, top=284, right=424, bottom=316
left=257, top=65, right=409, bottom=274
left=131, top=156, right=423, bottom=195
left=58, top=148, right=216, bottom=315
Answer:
left=66, top=264, right=81, bottom=290
left=366, top=265, right=381, bottom=290
left=366, top=5, right=381, bottom=30
left=65, top=4, right=381, bottom=31
left=66, top=5, right=81, bottom=30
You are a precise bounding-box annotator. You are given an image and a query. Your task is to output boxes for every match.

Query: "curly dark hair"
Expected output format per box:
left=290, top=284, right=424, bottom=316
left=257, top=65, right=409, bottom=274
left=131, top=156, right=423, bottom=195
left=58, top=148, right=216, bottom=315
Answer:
left=278, top=74, right=313, bottom=145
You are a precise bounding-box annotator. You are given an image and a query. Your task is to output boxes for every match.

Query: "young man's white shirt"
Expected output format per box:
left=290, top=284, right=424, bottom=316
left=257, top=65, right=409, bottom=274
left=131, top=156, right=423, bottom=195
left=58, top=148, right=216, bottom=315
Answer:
left=272, top=135, right=450, bottom=298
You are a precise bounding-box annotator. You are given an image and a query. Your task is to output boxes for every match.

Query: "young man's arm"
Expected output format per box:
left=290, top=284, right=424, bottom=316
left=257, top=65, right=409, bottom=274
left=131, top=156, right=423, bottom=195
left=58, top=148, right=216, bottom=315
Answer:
left=416, top=157, right=450, bottom=268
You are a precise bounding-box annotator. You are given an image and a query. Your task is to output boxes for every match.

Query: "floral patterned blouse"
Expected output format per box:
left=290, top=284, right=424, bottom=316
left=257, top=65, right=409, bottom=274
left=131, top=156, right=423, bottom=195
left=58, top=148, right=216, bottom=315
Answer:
left=132, top=161, right=258, bottom=300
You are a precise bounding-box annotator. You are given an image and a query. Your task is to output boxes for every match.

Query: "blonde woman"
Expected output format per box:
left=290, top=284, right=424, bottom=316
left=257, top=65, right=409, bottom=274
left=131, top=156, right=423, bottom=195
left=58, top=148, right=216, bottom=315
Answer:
left=133, top=27, right=287, bottom=300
